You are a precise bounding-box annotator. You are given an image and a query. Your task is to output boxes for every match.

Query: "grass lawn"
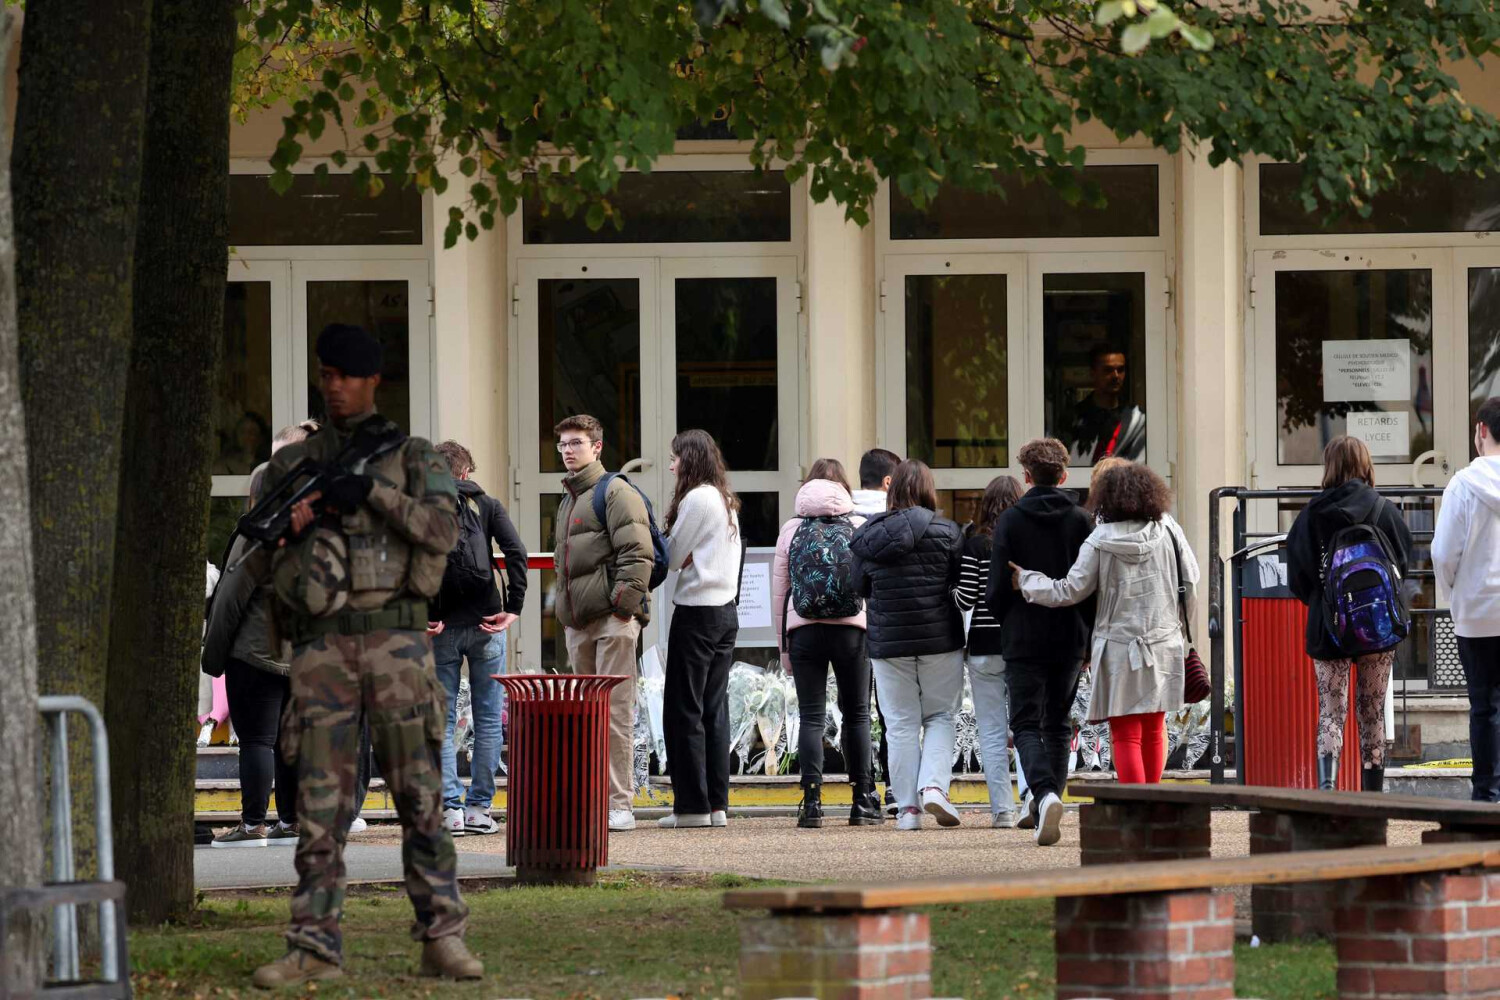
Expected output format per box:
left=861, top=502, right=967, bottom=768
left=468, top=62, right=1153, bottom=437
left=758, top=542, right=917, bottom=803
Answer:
left=131, top=873, right=1334, bottom=999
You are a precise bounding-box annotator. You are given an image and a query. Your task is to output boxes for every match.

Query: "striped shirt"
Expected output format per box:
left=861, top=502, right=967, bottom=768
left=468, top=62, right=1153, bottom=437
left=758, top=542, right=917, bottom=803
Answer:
left=954, top=530, right=1004, bottom=655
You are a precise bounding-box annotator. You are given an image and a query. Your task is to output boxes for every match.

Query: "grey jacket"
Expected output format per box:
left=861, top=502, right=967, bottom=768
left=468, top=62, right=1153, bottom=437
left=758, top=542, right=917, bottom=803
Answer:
left=203, top=533, right=289, bottom=678
left=1019, top=515, right=1199, bottom=722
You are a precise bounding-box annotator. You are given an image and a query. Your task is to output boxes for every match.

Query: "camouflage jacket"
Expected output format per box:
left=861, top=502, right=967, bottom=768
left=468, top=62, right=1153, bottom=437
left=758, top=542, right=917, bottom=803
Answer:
left=253, top=411, right=460, bottom=615
left=553, top=460, right=653, bottom=628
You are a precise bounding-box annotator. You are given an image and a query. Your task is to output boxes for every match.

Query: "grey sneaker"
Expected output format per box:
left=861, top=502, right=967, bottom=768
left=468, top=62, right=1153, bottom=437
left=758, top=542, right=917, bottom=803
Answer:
left=211, top=823, right=269, bottom=849
left=992, top=810, right=1019, bottom=829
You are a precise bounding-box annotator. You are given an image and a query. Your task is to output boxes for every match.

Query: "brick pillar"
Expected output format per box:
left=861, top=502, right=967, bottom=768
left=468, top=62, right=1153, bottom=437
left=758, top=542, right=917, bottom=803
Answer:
left=1334, top=871, right=1500, bottom=999
left=1079, top=801, right=1212, bottom=865
left=1250, top=809, right=1388, bottom=941
left=739, top=910, right=932, bottom=1000
left=1055, top=890, right=1235, bottom=1000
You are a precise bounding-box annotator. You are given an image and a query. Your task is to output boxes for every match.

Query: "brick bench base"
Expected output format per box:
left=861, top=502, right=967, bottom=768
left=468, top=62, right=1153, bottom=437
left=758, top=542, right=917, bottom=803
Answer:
left=1056, top=889, right=1235, bottom=1000
left=739, top=910, right=932, bottom=999
left=1251, top=809, right=1388, bottom=942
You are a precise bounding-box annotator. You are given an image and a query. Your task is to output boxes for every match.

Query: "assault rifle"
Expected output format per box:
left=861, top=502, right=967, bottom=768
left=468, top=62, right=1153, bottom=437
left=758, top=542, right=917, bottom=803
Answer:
left=222, top=417, right=408, bottom=574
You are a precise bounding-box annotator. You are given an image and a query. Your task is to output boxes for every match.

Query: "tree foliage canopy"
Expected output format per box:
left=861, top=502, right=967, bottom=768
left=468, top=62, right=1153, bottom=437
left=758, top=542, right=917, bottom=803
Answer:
left=240, top=0, right=1500, bottom=245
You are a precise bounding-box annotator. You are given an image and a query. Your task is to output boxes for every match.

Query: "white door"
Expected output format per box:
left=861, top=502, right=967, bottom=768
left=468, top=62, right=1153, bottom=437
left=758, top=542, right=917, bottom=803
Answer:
left=880, top=253, right=1028, bottom=523
left=291, top=259, right=434, bottom=438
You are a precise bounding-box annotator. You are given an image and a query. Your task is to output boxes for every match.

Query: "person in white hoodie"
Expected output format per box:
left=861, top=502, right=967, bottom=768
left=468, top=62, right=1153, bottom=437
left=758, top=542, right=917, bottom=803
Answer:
left=660, top=429, right=743, bottom=829
left=1433, top=397, right=1500, bottom=802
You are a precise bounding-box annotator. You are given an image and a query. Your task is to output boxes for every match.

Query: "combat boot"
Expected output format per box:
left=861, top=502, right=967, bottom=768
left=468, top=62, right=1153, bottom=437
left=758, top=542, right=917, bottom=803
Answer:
left=420, top=936, right=483, bottom=980
left=251, top=948, right=342, bottom=989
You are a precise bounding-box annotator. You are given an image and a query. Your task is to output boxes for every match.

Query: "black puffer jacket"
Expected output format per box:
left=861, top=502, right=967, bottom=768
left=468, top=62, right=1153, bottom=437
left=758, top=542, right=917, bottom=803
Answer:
left=1287, top=479, right=1413, bottom=661
left=850, top=507, right=964, bottom=659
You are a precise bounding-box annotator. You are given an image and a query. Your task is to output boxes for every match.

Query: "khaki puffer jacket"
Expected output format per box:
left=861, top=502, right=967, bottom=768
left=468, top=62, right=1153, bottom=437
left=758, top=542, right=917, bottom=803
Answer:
left=554, top=461, right=654, bottom=628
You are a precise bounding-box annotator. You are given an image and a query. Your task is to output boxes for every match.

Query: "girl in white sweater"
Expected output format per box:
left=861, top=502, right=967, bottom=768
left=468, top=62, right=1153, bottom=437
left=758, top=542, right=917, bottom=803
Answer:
left=660, top=429, right=743, bottom=829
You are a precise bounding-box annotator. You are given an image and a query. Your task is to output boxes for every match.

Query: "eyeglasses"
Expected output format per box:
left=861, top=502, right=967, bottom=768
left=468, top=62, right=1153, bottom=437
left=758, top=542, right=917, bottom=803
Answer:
left=556, top=437, right=594, bottom=453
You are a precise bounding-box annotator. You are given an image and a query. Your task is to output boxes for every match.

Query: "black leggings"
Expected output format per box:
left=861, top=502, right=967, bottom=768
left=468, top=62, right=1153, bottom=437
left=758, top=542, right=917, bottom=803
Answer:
left=788, top=625, right=872, bottom=787
left=225, top=659, right=297, bottom=827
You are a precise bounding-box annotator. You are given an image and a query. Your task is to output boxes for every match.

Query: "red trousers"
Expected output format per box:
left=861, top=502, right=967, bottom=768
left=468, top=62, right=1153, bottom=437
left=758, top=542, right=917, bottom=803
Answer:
left=1109, top=711, right=1166, bottom=784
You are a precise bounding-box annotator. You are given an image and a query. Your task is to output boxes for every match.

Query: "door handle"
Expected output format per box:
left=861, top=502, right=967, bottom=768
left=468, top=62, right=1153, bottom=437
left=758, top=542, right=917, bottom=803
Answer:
left=620, top=457, right=653, bottom=474
left=1411, top=450, right=1449, bottom=488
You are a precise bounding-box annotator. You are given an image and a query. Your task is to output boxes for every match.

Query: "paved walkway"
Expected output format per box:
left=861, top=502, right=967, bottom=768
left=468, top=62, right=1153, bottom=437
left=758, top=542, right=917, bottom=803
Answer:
left=196, top=809, right=1436, bottom=889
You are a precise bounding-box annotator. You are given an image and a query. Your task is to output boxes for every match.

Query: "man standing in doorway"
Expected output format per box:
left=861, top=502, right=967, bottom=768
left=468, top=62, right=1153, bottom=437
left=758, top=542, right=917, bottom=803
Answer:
left=429, top=440, right=528, bottom=837
left=552, top=415, right=655, bottom=832
left=1068, top=345, right=1146, bottom=464
left=250, top=324, right=479, bottom=987
left=1433, top=397, right=1500, bottom=801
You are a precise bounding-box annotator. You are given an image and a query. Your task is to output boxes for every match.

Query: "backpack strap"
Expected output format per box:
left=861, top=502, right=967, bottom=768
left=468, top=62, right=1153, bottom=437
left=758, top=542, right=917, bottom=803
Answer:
left=1166, top=522, right=1193, bottom=646
left=591, top=472, right=619, bottom=528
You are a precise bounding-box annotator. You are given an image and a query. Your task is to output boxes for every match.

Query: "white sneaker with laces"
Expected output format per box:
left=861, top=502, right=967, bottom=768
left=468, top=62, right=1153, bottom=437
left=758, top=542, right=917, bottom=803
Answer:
left=657, top=813, right=711, bottom=829
left=442, top=807, right=465, bottom=837
left=1034, top=792, right=1063, bottom=847
left=347, top=817, right=368, bottom=834
left=711, top=810, right=727, bottom=828
left=896, top=808, right=922, bottom=831
left=921, top=787, right=961, bottom=827
left=608, top=809, right=636, bottom=832
left=463, top=807, right=499, bottom=835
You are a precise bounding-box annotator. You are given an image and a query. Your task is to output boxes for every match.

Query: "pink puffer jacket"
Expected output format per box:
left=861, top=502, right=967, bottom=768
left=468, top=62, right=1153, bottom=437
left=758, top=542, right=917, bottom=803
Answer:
left=772, top=479, right=868, bottom=649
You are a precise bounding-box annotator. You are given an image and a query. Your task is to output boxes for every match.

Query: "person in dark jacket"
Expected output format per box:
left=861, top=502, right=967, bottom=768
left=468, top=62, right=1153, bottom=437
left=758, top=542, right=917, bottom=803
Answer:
left=1287, top=436, right=1412, bottom=791
left=986, top=438, right=1095, bottom=846
left=851, top=459, right=965, bottom=831
left=429, top=440, right=528, bottom=836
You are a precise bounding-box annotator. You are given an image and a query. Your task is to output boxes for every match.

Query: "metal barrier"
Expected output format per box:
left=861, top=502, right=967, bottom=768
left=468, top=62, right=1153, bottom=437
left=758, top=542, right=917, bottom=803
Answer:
left=1207, top=486, right=1445, bottom=785
left=0, top=696, right=129, bottom=999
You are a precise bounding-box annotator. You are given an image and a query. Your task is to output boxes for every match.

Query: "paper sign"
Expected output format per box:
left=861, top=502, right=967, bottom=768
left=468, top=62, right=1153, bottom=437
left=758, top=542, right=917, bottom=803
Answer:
left=1323, top=340, right=1411, bottom=402
left=736, top=561, right=773, bottom=631
left=1347, top=411, right=1410, bottom=460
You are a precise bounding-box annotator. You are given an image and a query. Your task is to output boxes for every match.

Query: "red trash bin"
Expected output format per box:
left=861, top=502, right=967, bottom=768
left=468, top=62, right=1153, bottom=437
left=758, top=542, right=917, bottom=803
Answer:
left=494, top=674, right=625, bottom=885
left=1242, top=597, right=1361, bottom=790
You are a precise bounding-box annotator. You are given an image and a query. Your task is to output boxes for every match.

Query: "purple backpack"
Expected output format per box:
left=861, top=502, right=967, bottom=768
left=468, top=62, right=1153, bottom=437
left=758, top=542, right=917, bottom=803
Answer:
left=1319, top=509, right=1409, bottom=656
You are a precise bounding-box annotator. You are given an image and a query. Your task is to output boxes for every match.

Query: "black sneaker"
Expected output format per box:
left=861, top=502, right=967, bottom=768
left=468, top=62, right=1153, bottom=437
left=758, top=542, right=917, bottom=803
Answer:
left=883, top=788, right=898, bottom=817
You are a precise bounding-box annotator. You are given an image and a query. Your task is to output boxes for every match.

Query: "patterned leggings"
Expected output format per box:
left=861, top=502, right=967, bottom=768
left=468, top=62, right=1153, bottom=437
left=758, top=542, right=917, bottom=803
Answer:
left=1314, top=651, right=1395, bottom=767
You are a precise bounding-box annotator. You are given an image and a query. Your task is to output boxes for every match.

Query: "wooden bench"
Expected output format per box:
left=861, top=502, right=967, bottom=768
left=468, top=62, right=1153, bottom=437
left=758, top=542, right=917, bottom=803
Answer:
left=1070, top=780, right=1500, bottom=942
left=725, top=841, right=1500, bottom=1000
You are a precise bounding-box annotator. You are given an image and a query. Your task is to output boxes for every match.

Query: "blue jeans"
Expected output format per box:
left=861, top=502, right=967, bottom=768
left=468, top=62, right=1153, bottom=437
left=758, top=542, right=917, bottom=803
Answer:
left=967, top=654, right=1015, bottom=818
left=434, top=625, right=508, bottom=811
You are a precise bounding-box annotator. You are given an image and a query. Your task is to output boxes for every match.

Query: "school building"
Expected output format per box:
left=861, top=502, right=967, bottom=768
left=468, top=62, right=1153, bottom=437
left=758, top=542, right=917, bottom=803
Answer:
left=212, top=61, right=1500, bottom=713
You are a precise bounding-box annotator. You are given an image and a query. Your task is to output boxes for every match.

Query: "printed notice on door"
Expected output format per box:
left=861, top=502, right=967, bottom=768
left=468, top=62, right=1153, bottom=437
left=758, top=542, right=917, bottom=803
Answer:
left=1347, top=411, right=1410, bottom=460
left=1323, top=340, right=1411, bottom=402
left=736, top=559, right=774, bottom=631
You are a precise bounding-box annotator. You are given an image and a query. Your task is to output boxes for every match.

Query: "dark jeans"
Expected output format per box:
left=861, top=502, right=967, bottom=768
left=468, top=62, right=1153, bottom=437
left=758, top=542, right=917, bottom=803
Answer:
left=225, top=659, right=297, bottom=827
left=664, top=603, right=739, bottom=815
left=1460, top=635, right=1500, bottom=802
left=788, top=625, right=872, bottom=787
left=1005, top=658, right=1083, bottom=801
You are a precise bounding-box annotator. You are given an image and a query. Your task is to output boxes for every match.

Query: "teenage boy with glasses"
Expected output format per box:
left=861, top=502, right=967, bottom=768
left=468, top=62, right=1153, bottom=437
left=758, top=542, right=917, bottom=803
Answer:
left=551, top=415, right=654, bottom=831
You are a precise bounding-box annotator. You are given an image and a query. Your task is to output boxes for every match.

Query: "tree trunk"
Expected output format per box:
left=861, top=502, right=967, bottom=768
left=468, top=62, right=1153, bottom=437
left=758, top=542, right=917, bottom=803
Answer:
left=105, top=0, right=236, bottom=925
left=12, top=0, right=154, bottom=883
left=0, top=8, right=44, bottom=990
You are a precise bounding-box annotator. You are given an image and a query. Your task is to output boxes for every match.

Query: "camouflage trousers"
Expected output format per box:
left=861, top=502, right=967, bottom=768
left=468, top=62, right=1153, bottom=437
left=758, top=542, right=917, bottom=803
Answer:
left=281, top=628, right=468, bottom=962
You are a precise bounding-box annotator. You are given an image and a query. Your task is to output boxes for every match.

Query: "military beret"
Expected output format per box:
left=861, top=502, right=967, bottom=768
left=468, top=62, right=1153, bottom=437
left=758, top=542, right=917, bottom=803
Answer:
left=315, top=323, right=383, bottom=378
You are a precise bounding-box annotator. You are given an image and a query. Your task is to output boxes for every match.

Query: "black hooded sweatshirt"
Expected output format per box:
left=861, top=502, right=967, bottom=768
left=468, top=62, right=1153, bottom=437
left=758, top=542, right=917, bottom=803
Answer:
left=985, top=486, right=1096, bottom=663
left=849, top=506, right=965, bottom=659
left=1286, top=479, right=1413, bottom=661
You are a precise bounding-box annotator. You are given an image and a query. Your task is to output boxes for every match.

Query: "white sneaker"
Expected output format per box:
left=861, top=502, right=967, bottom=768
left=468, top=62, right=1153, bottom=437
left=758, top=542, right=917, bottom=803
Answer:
left=608, top=809, right=636, bottom=832
left=896, top=808, right=922, bottom=831
left=347, top=817, right=368, bottom=835
left=921, top=787, right=961, bottom=827
left=710, top=810, right=727, bottom=828
left=196, top=722, right=214, bottom=748
left=463, top=807, right=499, bottom=835
left=1034, top=792, right=1063, bottom=847
left=443, top=807, right=466, bottom=837
left=992, top=810, right=1019, bottom=829
left=657, top=813, right=711, bottom=829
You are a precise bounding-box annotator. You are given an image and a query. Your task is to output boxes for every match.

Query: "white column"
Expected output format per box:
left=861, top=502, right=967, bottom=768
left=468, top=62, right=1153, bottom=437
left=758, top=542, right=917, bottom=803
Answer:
left=804, top=193, right=877, bottom=477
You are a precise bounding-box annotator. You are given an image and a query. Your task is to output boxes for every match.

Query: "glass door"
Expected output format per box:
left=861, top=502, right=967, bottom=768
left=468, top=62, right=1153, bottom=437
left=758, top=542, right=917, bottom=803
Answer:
left=881, top=254, right=1028, bottom=524
left=1453, top=249, right=1500, bottom=464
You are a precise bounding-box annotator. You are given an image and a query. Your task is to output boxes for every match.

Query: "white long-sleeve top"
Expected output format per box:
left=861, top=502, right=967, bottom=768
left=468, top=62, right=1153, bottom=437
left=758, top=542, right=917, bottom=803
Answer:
left=1432, top=456, right=1500, bottom=638
left=667, top=484, right=742, bottom=606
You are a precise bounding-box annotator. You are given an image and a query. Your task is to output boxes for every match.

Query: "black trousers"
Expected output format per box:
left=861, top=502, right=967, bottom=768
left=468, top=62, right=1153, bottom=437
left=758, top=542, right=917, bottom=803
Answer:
left=1005, top=658, right=1083, bottom=801
left=788, top=625, right=872, bottom=787
left=1460, top=635, right=1500, bottom=802
left=225, top=659, right=298, bottom=827
left=664, top=603, right=739, bottom=815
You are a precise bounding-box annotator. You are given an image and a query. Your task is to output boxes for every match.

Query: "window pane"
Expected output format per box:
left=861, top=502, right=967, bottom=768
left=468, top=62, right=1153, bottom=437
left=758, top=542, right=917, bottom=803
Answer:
left=214, top=282, right=273, bottom=476
left=675, top=278, right=778, bottom=471
left=905, top=274, right=1010, bottom=469
left=1042, top=273, right=1148, bottom=467
left=935, top=489, right=985, bottom=528
left=205, top=495, right=251, bottom=569
left=891, top=165, right=1159, bottom=241
left=229, top=173, right=422, bottom=246
left=736, top=491, right=781, bottom=547
left=1470, top=268, right=1500, bottom=460
left=537, top=494, right=567, bottom=674
left=1274, top=269, right=1434, bottom=466
left=306, top=281, right=412, bottom=433
left=1261, top=164, right=1500, bottom=236
left=523, top=172, right=791, bottom=244
left=538, top=278, right=641, bottom=473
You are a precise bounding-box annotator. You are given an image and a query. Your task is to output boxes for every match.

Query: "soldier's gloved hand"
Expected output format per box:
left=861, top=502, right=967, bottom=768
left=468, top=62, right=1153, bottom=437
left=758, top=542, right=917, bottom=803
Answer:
left=323, top=473, right=374, bottom=511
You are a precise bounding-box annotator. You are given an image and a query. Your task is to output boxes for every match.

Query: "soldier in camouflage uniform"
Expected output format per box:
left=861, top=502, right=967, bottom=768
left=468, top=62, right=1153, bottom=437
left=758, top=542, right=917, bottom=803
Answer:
left=250, top=324, right=482, bottom=989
